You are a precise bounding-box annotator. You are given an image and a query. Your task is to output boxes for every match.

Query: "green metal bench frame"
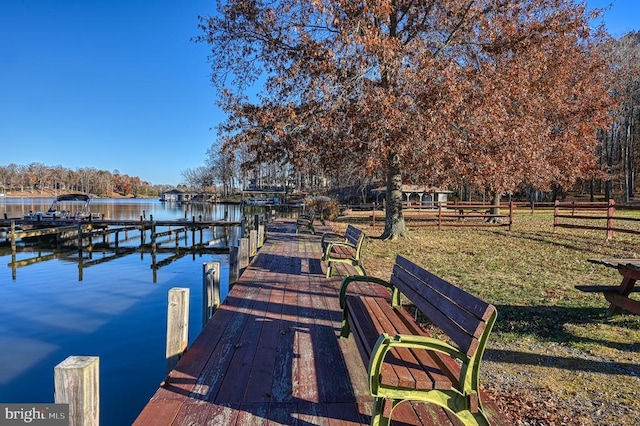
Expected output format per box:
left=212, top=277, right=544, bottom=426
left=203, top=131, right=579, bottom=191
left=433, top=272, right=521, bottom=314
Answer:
left=339, top=255, right=498, bottom=426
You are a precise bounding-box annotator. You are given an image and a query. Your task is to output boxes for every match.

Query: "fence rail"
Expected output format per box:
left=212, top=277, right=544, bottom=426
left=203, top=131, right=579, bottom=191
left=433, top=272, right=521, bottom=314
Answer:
left=372, top=202, right=514, bottom=230
left=552, top=199, right=640, bottom=239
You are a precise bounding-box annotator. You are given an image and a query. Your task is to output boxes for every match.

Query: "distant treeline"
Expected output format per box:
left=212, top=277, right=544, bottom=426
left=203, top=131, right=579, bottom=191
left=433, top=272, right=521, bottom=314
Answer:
left=0, top=163, right=177, bottom=197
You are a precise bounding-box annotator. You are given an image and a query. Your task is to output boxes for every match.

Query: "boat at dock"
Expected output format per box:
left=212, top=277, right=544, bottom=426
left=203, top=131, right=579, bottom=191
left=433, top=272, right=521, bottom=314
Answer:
left=23, top=193, right=101, bottom=221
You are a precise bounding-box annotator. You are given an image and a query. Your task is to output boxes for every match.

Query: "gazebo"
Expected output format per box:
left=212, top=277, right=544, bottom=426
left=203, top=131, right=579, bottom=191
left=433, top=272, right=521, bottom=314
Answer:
left=371, top=185, right=453, bottom=207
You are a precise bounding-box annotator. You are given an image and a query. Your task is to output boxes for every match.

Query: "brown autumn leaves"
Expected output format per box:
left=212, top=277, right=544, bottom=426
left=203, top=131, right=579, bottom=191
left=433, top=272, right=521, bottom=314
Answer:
left=197, top=0, right=625, bottom=238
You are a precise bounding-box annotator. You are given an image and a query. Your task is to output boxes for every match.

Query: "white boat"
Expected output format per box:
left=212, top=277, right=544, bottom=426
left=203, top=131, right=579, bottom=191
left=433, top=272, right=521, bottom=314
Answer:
left=23, top=193, right=100, bottom=220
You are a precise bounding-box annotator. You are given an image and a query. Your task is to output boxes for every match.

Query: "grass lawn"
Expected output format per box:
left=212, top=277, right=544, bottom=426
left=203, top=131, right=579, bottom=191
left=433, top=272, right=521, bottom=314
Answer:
left=332, top=209, right=640, bottom=425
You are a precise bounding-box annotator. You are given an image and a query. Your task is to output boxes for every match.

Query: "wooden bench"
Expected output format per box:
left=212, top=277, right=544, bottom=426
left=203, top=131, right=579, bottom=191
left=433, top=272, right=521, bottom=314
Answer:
left=339, top=255, right=498, bottom=426
left=296, top=211, right=316, bottom=235
left=321, top=224, right=366, bottom=278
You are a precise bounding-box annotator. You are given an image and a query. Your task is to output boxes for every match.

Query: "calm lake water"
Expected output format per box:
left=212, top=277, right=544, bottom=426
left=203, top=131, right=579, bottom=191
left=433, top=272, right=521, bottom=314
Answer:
left=0, top=198, right=254, bottom=425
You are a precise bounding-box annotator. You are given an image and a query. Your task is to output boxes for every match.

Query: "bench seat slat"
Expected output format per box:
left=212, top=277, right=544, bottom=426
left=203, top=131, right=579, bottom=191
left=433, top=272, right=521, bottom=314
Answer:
left=392, top=305, right=459, bottom=388
left=346, top=295, right=457, bottom=392
left=348, top=297, right=404, bottom=388
left=362, top=297, right=424, bottom=390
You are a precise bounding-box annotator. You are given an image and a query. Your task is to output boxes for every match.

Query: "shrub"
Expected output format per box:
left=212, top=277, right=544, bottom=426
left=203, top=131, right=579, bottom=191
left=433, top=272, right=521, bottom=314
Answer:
left=305, top=196, right=340, bottom=220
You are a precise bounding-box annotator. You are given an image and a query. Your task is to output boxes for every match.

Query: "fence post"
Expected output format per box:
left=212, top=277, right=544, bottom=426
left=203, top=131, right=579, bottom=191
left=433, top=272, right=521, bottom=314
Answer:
left=166, top=288, right=190, bottom=373
left=607, top=199, right=615, bottom=239
left=203, top=262, right=220, bottom=327
left=553, top=200, right=559, bottom=232
left=508, top=202, right=514, bottom=231
left=54, top=356, right=99, bottom=426
left=437, top=203, right=442, bottom=230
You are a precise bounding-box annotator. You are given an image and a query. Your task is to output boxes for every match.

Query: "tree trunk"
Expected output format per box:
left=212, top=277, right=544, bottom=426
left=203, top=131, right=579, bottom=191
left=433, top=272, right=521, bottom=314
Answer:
left=488, top=191, right=502, bottom=223
left=380, top=151, right=407, bottom=240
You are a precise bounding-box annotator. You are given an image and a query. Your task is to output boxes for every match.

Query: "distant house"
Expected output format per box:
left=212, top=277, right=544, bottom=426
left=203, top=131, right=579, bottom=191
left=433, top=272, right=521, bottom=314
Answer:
left=160, top=189, right=217, bottom=203
left=159, top=189, right=184, bottom=203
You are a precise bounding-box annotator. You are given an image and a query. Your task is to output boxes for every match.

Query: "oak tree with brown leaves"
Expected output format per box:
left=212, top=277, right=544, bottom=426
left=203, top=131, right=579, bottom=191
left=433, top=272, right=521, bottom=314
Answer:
left=197, top=0, right=613, bottom=239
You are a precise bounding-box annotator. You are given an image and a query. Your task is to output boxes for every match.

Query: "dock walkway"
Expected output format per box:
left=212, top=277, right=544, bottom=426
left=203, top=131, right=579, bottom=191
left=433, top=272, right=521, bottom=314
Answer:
left=134, top=220, right=507, bottom=425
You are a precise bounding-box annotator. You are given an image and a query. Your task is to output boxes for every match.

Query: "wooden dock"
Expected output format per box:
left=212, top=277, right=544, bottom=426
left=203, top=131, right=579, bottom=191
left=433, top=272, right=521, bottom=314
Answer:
left=134, top=219, right=508, bottom=425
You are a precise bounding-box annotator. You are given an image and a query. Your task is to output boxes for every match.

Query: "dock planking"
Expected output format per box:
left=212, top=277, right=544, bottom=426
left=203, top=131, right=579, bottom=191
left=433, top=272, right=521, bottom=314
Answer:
left=134, top=220, right=508, bottom=425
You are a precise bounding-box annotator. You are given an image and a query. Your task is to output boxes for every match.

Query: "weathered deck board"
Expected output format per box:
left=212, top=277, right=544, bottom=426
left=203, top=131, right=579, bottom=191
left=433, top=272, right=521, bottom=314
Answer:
left=134, top=220, right=508, bottom=425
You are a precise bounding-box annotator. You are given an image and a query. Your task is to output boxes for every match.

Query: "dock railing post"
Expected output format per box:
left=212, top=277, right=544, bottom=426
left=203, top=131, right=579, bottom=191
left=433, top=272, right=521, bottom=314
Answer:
left=166, top=288, right=190, bottom=373
left=203, top=262, right=220, bottom=327
left=54, top=356, right=99, bottom=426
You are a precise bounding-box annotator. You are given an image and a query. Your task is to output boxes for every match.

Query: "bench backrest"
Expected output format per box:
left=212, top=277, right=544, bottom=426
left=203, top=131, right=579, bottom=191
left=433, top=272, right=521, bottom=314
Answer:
left=345, top=224, right=365, bottom=256
left=390, top=255, right=496, bottom=357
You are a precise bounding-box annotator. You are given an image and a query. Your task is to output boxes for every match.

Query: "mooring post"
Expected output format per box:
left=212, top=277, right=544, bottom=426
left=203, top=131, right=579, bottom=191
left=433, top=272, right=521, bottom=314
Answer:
left=166, top=288, right=190, bottom=373
left=240, top=217, right=246, bottom=238
left=249, top=230, right=257, bottom=257
left=10, top=220, right=16, bottom=252
left=77, top=222, right=83, bottom=257
left=258, top=224, right=265, bottom=248
left=151, top=221, right=157, bottom=254
left=229, top=246, right=239, bottom=287
left=54, top=356, right=99, bottom=426
left=238, top=237, right=249, bottom=272
left=202, top=262, right=221, bottom=327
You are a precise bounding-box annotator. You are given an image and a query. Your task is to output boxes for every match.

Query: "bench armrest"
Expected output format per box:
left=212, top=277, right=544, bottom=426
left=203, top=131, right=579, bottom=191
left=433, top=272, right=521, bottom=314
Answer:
left=369, top=333, right=469, bottom=395
left=339, top=275, right=400, bottom=309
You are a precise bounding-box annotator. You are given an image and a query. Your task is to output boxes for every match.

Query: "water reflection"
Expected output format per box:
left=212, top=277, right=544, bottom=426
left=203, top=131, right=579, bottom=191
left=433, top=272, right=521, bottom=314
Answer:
left=0, top=199, right=291, bottom=425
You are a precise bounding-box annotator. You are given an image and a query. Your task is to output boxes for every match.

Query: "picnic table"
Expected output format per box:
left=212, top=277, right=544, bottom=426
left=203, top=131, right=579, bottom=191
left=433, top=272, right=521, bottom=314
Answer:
left=576, top=258, right=640, bottom=315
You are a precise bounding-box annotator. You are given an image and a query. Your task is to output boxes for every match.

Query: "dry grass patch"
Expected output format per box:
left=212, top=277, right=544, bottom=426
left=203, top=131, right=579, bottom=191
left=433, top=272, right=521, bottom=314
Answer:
left=330, top=211, right=640, bottom=425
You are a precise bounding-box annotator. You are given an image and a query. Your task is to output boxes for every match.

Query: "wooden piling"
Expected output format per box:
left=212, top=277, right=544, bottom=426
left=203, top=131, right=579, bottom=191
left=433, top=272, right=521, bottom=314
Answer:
left=238, top=237, right=249, bottom=271
left=54, top=356, right=99, bottom=426
left=202, top=262, right=221, bottom=326
left=258, top=224, right=265, bottom=248
left=229, top=246, right=239, bottom=286
left=249, top=230, right=257, bottom=257
left=166, top=288, right=190, bottom=373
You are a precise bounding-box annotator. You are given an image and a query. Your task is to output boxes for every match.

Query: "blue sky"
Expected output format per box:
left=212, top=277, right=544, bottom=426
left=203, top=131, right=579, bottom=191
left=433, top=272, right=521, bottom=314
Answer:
left=1, top=1, right=639, bottom=186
